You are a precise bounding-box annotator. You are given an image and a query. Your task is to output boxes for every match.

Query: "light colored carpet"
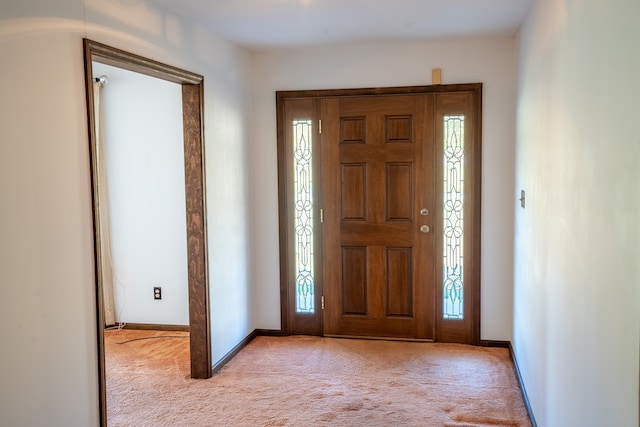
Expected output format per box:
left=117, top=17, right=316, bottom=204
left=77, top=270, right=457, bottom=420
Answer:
left=105, top=330, right=531, bottom=426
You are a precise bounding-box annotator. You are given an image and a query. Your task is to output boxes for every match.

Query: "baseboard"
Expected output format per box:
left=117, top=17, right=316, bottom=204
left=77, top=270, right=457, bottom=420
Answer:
left=255, top=329, right=284, bottom=336
left=508, top=342, right=538, bottom=427
left=211, top=330, right=258, bottom=374
left=119, top=323, right=190, bottom=332
left=210, top=329, right=283, bottom=374
left=479, top=339, right=510, bottom=348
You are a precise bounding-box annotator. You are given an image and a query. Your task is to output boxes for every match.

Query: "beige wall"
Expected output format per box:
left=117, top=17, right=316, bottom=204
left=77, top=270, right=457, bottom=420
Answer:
left=250, top=38, right=519, bottom=341
left=514, top=0, right=640, bottom=425
left=0, top=1, right=252, bottom=425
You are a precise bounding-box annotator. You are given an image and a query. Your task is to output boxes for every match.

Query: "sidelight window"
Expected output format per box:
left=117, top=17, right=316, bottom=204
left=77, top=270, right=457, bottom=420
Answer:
left=443, top=115, right=465, bottom=319
left=293, top=119, right=315, bottom=313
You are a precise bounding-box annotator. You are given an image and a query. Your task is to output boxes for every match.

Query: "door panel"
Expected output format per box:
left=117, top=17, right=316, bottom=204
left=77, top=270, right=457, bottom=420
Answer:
left=386, top=163, right=413, bottom=220
left=386, top=247, right=413, bottom=317
left=341, top=247, right=367, bottom=314
left=321, top=94, right=435, bottom=340
left=341, top=164, right=366, bottom=219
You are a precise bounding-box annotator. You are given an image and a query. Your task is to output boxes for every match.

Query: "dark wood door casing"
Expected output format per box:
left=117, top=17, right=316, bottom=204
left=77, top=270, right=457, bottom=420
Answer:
left=277, top=84, right=482, bottom=344
left=83, top=39, right=212, bottom=427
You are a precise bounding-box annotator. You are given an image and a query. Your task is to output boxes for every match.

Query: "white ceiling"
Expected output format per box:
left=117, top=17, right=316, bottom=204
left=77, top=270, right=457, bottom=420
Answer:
left=150, top=0, right=534, bottom=52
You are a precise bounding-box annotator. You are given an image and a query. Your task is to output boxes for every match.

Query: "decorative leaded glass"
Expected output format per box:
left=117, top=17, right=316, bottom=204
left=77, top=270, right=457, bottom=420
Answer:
left=443, top=115, right=465, bottom=319
left=293, top=119, right=314, bottom=313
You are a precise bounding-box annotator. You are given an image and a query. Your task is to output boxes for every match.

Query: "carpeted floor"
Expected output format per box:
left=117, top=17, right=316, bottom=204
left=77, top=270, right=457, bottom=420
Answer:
left=105, top=330, right=532, bottom=426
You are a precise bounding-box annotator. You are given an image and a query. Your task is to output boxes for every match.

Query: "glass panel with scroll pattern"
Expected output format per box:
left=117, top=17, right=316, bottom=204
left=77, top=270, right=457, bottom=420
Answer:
left=443, top=115, right=464, bottom=319
left=293, top=119, right=315, bottom=313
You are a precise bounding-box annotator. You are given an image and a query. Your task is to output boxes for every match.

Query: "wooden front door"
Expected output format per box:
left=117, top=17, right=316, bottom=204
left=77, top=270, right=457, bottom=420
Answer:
left=277, top=85, right=481, bottom=344
left=321, top=94, right=435, bottom=340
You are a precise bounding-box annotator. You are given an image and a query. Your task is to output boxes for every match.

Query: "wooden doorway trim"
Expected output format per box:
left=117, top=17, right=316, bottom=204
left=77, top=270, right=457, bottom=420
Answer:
left=277, top=84, right=482, bottom=344
left=83, top=39, right=212, bottom=427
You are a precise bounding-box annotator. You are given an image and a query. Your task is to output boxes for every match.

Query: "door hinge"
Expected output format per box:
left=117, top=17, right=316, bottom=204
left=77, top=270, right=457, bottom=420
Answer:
left=321, top=295, right=325, bottom=310
left=319, top=119, right=322, bottom=135
left=320, top=208, right=324, bottom=223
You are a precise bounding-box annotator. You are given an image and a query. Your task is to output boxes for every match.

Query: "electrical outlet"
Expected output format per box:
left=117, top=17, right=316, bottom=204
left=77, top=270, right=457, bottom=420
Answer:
left=153, top=287, right=162, bottom=300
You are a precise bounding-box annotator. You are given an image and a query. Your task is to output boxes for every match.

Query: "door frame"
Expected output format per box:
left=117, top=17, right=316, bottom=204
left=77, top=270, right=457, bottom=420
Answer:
left=83, top=39, right=212, bottom=427
left=277, top=84, right=482, bottom=344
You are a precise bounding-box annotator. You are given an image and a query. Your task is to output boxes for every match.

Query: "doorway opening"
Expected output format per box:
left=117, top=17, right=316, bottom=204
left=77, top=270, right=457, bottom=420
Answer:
left=91, top=61, right=189, bottom=331
left=83, top=39, right=211, bottom=426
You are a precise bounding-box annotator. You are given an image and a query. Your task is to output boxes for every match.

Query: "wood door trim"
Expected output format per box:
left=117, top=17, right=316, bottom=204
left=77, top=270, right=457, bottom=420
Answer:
left=276, top=93, right=290, bottom=334
left=83, top=39, right=212, bottom=427
left=472, top=87, right=483, bottom=344
left=277, top=84, right=481, bottom=99
left=276, top=84, right=482, bottom=344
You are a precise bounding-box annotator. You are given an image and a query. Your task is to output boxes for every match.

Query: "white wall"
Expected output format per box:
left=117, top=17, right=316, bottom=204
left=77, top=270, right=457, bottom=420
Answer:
left=93, top=62, right=189, bottom=326
left=250, top=39, right=518, bottom=340
left=514, top=0, right=640, bottom=425
left=0, top=0, right=252, bottom=425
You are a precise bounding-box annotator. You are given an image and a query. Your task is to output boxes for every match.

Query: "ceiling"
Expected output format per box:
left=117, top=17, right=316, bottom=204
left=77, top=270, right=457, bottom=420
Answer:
left=149, top=0, right=534, bottom=52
